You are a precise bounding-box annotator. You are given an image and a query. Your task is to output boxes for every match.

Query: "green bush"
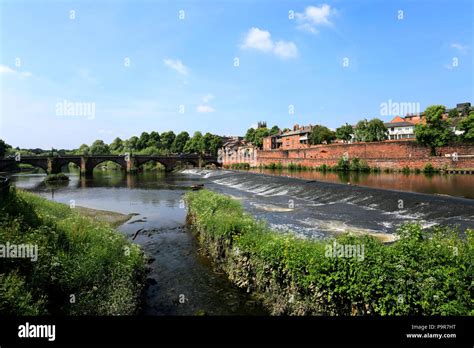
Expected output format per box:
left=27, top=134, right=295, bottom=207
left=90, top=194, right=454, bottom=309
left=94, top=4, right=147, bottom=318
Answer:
left=336, top=157, right=350, bottom=171
left=0, top=187, right=146, bottom=315
left=44, top=173, right=70, bottom=182
left=350, top=158, right=370, bottom=172
left=264, top=163, right=277, bottom=170
left=185, top=190, right=473, bottom=316
left=318, top=164, right=328, bottom=172
left=423, top=163, right=439, bottom=173
left=230, top=163, right=250, bottom=170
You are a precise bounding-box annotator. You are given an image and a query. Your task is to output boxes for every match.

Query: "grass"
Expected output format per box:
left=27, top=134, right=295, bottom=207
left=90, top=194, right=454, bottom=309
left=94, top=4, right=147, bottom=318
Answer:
left=229, top=163, right=251, bottom=170
left=185, top=189, right=473, bottom=316
left=0, top=187, right=146, bottom=315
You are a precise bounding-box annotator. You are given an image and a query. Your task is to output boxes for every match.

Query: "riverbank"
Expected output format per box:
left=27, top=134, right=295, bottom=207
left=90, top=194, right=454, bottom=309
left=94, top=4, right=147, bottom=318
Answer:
left=185, top=189, right=472, bottom=315
left=0, top=186, right=146, bottom=315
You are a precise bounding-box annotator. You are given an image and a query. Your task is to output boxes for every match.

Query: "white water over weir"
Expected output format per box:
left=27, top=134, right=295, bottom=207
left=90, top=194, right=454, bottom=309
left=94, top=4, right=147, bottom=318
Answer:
left=182, top=169, right=474, bottom=241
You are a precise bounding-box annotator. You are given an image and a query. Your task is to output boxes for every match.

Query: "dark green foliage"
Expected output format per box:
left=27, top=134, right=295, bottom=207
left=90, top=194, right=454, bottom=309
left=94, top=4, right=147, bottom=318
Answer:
left=172, top=131, right=190, bottom=153
left=309, top=125, right=336, bottom=145
left=415, top=105, right=454, bottom=155
left=0, top=139, right=12, bottom=158
left=423, top=163, right=439, bottom=173
left=457, top=111, right=474, bottom=143
left=335, top=123, right=354, bottom=142
left=44, top=173, right=70, bottom=182
left=354, top=119, right=388, bottom=142
left=229, top=163, right=250, bottom=170
left=336, top=157, right=350, bottom=171
left=89, top=140, right=110, bottom=155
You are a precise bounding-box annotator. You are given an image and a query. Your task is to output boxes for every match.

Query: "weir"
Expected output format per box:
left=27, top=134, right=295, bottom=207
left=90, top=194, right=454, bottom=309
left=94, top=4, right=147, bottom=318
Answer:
left=195, top=170, right=474, bottom=236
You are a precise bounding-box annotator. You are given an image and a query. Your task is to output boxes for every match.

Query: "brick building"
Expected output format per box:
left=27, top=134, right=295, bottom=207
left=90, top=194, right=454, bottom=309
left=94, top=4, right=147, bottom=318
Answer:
left=263, top=124, right=315, bottom=151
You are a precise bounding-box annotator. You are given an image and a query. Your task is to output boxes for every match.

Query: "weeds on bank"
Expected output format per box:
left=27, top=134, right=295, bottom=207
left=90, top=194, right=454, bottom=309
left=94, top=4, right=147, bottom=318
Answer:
left=0, top=187, right=146, bottom=315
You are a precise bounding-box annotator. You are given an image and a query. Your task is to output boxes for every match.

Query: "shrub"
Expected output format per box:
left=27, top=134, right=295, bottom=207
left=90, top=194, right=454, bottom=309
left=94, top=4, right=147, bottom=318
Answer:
left=230, top=163, right=250, bottom=170
left=336, top=157, right=350, bottom=172
left=287, top=163, right=297, bottom=171
left=44, top=173, right=70, bottom=182
left=423, top=163, right=439, bottom=173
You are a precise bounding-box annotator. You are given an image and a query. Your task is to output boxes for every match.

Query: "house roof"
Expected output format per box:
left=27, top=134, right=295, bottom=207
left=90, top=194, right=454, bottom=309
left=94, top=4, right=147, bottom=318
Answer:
left=390, top=116, right=405, bottom=123
left=384, top=121, right=415, bottom=128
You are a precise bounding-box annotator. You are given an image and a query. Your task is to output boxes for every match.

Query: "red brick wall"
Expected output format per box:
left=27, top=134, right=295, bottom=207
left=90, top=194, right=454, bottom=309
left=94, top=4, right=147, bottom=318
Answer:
left=257, top=141, right=474, bottom=170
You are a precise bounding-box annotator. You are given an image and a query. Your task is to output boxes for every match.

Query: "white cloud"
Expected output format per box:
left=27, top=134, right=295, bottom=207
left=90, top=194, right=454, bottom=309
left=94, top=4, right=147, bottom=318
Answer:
left=451, top=43, right=468, bottom=53
left=196, top=105, right=215, bottom=113
left=241, top=27, right=274, bottom=52
left=202, top=93, right=215, bottom=103
left=274, top=41, right=298, bottom=59
left=0, top=64, right=32, bottom=78
left=241, top=27, right=298, bottom=59
left=0, top=65, right=16, bottom=74
left=163, top=58, right=188, bottom=75
left=295, top=4, right=335, bottom=34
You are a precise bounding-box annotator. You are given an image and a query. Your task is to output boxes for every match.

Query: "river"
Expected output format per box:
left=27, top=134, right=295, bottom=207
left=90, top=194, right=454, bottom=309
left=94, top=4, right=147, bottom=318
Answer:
left=8, top=169, right=474, bottom=314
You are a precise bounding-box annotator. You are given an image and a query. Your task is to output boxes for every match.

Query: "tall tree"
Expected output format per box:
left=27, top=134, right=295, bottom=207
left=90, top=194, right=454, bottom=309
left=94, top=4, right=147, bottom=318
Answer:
left=205, top=134, right=223, bottom=156
left=366, top=118, right=388, bottom=141
left=448, top=109, right=459, bottom=119
left=244, top=128, right=256, bottom=144
left=77, top=144, right=90, bottom=155
left=309, top=125, right=336, bottom=145
left=125, top=136, right=139, bottom=152
left=172, top=131, right=190, bottom=153
left=109, top=137, right=124, bottom=153
left=415, top=105, right=453, bottom=155
left=457, top=110, right=474, bottom=143
left=335, top=123, right=354, bottom=142
left=137, top=132, right=150, bottom=150
left=89, top=140, right=110, bottom=155
left=184, top=131, right=205, bottom=154
left=253, top=127, right=270, bottom=148
left=160, top=131, right=176, bottom=150
left=147, top=131, right=161, bottom=148
left=0, top=139, right=11, bottom=157
left=354, top=118, right=387, bottom=142
left=269, top=125, right=280, bottom=135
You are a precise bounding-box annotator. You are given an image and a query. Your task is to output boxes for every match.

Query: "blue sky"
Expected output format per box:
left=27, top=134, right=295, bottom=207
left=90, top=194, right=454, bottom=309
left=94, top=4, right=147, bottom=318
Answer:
left=0, top=0, right=472, bottom=149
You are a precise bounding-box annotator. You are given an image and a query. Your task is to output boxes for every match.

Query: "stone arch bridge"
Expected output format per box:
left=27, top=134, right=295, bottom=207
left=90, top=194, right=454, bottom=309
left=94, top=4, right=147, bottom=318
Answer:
left=0, top=154, right=220, bottom=176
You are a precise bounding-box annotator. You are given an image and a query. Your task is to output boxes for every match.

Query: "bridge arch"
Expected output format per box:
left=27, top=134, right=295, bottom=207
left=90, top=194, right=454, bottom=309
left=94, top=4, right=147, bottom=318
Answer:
left=84, top=157, right=127, bottom=175
left=57, top=158, right=82, bottom=173
left=134, top=158, right=169, bottom=171
left=18, top=158, right=49, bottom=173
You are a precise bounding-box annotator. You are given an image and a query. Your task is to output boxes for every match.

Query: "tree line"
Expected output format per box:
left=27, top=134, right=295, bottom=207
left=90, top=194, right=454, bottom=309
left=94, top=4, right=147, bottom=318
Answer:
left=0, top=131, right=224, bottom=158
left=243, top=105, right=474, bottom=153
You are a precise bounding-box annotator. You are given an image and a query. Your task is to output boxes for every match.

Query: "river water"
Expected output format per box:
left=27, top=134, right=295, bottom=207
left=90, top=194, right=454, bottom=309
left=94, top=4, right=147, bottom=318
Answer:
left=9, top=169, right=474, bottom=314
